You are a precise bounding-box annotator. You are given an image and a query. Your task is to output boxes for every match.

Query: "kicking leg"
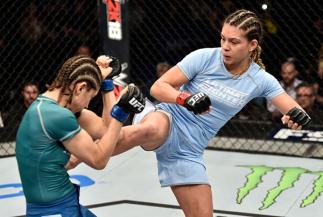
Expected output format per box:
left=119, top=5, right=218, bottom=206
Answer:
left=171, top=184, right=213, bottom=217
left=113, top=111, right=170, bottom=155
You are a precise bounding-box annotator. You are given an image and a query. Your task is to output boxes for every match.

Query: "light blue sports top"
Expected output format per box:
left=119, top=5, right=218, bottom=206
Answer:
left=157, top=48, right=284, bottom=152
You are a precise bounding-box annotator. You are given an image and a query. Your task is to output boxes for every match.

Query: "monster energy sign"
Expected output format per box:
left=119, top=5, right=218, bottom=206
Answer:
left=237, top=165, right=323, bottom=209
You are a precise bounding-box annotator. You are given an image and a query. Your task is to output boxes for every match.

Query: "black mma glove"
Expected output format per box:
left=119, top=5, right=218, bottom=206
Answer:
left=286, top=107, right=312, bottom=129
left=106, top=56, right=122, bottom=79
left=111, top=84, right=145, bottom=123
left=176, top=92, right=211, bottom=114
left=101, top=56, right=122, bottom=92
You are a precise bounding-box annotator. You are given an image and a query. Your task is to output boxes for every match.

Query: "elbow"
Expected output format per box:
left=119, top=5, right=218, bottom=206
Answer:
left=91, top=157, right=109, bottom=170
left=93, top=163, right=105, bottom=170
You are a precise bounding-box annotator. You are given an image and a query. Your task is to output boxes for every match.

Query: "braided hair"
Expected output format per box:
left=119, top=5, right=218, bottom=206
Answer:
left=47, top=55, right=102, bottom=105
left=224, top=9, right=265, bottom=69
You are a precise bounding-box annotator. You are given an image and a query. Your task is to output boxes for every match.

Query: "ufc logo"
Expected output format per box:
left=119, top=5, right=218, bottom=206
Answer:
left=129, top=98, right=145, bottom=111
left=187, top=93, right=205, bottom=105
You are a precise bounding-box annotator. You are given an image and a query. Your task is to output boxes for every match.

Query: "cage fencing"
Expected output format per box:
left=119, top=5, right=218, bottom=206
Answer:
left=0, top=0, right=322, bottom=158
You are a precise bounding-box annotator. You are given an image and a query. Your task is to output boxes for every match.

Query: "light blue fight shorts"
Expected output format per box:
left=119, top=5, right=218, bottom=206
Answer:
left=133, top=100, right=209, bottom=187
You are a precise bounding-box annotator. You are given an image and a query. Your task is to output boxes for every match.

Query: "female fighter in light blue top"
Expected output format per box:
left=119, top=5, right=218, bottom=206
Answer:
left=112, top=9, right=311, bottom=217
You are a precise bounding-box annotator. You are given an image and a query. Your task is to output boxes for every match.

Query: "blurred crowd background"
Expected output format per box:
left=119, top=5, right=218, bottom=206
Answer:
left=0, top=0, right=322, bottom=157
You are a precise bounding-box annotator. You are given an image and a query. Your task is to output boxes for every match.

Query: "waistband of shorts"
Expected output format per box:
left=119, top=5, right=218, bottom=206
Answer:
left=27, top=185, right=78, bottom=208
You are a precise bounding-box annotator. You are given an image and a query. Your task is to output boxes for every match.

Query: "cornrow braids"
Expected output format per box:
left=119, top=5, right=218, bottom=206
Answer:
left=47, top=55, right=102, bottom=104
left=225, top=9, right=266, bottom=69
left=250, top=46, right=266, bottom=69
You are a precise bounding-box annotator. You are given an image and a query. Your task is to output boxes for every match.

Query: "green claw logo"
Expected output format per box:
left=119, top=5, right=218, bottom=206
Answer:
left=236, top=165, right=323, bottom=209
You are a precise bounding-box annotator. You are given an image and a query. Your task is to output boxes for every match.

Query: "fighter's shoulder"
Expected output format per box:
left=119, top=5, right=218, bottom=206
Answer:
left=249, top=63, right=276, bottom=81
left=37, top=102, right=76, bottom=126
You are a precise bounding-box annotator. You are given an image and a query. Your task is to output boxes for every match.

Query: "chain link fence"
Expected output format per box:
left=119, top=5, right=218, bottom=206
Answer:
left=129, top=0, right=323, bottom=158
left=1, top=0, right=322, bottom=158
left=0, top=0, right=100, bottom=156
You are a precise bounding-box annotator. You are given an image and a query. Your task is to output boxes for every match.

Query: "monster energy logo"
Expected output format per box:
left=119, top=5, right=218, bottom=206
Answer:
left=236, top=165, right=323, bottom=210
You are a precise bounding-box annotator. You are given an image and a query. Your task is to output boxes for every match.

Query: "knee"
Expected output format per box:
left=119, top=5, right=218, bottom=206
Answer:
left=143, top=122, right=163, bottom=140
left=142, top=118, right=169, bottom=143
